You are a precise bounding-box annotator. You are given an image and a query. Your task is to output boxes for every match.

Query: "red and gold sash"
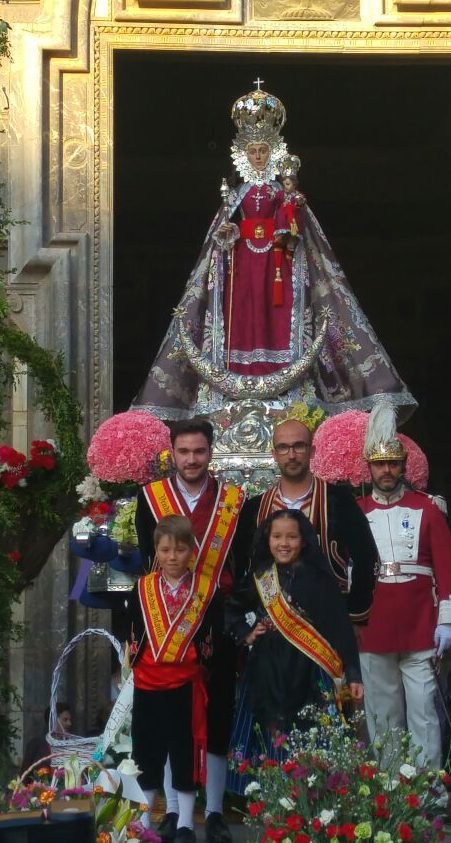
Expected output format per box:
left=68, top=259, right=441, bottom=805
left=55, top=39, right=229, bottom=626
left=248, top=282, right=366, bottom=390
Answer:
left=139, top=480, right=244, bottom=662
left=254, top=564, right=344, bottom=682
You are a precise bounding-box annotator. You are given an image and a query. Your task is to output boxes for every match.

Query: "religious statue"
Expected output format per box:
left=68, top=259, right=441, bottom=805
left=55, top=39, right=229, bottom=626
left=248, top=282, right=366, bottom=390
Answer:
left=132, top=81, right=416, bottom=423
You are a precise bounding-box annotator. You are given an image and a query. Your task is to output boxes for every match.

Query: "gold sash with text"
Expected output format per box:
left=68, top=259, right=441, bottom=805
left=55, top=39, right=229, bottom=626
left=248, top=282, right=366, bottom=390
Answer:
left=254, top=563, right=344, bottom=681
left=139, top=481, right=244, bottom=662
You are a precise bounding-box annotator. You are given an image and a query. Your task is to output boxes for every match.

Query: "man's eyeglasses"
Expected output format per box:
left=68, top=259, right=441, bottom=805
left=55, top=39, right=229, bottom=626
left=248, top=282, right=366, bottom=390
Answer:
left=274, top=441, right=310, bottom=455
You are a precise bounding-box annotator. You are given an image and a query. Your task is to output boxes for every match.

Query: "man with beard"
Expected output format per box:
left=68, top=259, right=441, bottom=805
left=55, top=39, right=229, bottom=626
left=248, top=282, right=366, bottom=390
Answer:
left=135, top=418, right=244, bottom=843
left=234, top=408, right=377, bottom=624
left=358, top=402, right=451, bottom=767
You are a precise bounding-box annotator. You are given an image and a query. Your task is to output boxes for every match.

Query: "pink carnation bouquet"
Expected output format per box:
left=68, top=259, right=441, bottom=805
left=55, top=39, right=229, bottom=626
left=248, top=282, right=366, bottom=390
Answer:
left=87, top=410, right=172, bottom=485
left=311, top=410, right=428, bottom=489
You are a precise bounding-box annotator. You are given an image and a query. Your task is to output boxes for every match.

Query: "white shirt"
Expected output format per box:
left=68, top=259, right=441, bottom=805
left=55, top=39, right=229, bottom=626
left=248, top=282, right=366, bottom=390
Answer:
left=278, top=481, right=313, bottom=510
left=175, top=474, right=208, bottom=513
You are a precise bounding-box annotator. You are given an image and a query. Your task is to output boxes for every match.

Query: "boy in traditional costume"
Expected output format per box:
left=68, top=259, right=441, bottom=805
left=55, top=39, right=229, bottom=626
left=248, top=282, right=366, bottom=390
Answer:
left=128, top=515, right=224, bottom=843
left=135, top=419, right=245, bottom=843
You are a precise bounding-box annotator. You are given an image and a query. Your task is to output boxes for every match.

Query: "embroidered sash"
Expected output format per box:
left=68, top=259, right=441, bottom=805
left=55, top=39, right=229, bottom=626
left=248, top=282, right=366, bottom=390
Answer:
left=254, top=564, right=344, bottom=681
left=139, top=481, right=244, bottom=662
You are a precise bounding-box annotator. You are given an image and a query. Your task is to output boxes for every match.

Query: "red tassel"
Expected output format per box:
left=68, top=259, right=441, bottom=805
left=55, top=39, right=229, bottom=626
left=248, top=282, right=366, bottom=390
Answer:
left=273, top=276, right=283, bottom=306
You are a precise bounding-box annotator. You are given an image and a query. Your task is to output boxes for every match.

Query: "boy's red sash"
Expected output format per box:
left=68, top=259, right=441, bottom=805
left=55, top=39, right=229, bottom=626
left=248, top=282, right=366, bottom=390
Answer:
left=254, top=563, right=344, bottom=681
left=139, top=480, right=244, bottom=662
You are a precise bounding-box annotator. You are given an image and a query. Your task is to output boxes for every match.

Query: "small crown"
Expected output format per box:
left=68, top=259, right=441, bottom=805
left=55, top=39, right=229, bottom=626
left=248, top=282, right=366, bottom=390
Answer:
left=280, top=155, right=301, bottom=179
left=232, top=89, right=286, bottom=142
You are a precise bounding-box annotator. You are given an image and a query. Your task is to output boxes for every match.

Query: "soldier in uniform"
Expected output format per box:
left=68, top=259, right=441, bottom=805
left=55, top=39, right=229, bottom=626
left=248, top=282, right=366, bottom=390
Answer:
left=358, top=402, right=451, bottom=767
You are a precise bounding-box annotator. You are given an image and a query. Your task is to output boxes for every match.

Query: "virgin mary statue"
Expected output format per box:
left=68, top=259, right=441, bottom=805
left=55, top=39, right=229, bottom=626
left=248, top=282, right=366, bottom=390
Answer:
left=132, top=84, right=416, bottom=422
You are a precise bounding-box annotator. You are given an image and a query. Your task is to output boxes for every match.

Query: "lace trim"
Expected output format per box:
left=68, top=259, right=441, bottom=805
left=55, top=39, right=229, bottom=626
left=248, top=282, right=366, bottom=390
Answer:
left=229, top=348, right=290, bottom=364
left=245, top=239, right=273, bottom=254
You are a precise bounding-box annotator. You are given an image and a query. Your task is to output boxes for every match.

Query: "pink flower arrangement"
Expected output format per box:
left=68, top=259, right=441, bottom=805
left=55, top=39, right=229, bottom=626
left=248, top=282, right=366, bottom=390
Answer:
left=311, top=410, right=428, bottom=490
left=87, top=410, right=172, bottom=485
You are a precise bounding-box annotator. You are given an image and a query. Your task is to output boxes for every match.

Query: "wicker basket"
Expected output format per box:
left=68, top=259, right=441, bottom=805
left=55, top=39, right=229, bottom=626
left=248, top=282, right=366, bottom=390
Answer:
left=46, top=628, right=123, bottom=766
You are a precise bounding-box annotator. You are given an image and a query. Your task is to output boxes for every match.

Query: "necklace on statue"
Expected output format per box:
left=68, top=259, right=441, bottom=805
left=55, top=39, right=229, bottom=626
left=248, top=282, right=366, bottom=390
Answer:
left=253, top=186, right=265, bottom=213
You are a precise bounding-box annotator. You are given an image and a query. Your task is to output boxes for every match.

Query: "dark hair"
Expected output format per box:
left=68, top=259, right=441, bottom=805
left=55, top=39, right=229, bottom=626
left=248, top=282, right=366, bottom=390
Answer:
left=44, top=702, right=71, bottom=726
left=170, top=417, right=214, bottom=449
left=154, top=514, right=195, bottom=550
left=251, top=509, right=331, bottom=575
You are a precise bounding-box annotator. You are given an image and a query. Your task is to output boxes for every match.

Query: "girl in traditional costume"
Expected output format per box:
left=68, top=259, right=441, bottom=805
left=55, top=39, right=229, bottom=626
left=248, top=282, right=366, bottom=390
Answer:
left=128, top=514, right=221, bottom=843
left=132, top=84, right=416, bottom=422
left=226, top=509, right=362, bottom=789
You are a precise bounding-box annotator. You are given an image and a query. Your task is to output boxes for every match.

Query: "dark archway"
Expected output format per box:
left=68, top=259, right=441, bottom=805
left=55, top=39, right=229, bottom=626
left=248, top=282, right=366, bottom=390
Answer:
left=114, top=53, right=451, bottom=501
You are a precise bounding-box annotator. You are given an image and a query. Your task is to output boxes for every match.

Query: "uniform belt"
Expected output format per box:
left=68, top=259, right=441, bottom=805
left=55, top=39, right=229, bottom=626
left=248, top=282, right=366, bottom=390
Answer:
left=240, top=219, right=275, bottom=240
left=379, top=562, right=433, bottom=578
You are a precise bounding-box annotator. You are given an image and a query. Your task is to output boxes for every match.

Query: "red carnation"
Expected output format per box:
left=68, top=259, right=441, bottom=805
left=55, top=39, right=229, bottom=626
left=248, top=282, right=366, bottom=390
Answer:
left=0, top=445, right=26, bottom=465
left=286, top=815, right=305, bottom=831
left=399, top=824, right=413, bottom=842
left=326, top=825, right=338, bottom=839
left=338, top=824, right=356, bottom=840
left=359, top=764, right=376, bottom=780
left=374, top=795, right=387, bottom=807
left=405, top=793, right=420, bottom=809
left=262, top=759, right=278, bottom=768
left=264, top=827, right=285, bottom=841
left=248, top=801, right=266, bottom=818
left=282, top=761, right=299, bottom=774
left=311, top=818, right=322, bottom=832
left=238, top=759, right=250, bottom=775
left=7, top=551, right=21, bottom=563
left=295, top=835, right=311, bottom=843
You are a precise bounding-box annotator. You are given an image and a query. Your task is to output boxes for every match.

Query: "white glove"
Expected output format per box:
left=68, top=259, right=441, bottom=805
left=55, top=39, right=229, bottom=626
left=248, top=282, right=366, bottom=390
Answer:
left=434, top=623, right=451, bottom=657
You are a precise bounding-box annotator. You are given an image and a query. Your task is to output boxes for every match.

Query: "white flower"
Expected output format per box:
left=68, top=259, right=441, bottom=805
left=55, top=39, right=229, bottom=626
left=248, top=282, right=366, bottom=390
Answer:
left=244, top=781, right=261, bottom=796
left=117, top=757, right=141, bottom=777
left=307, top=774, right=317, bottom=786
left=279, top=797, right=296, bottom=811
left=76, top=473, right=108, bottom=504
left=72, top=515, right=95, bottom=538
left=111, top=732, right=133, bottom=756
left=399, top=763, right=416, bottom=779
left=320, top=810, right=335, bottom=825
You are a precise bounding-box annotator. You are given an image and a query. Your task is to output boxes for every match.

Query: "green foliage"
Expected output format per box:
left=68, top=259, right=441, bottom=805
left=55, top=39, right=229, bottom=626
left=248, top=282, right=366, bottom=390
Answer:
left=0, top=17, right=87, bottom=779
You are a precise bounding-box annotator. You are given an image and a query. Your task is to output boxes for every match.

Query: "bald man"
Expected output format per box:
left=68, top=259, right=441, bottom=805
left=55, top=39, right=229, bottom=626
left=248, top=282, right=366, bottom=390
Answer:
left=234, top=419, right=377, bottom=624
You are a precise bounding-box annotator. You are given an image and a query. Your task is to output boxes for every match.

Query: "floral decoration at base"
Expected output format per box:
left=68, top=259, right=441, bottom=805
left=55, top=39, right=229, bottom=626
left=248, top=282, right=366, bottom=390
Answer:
left=235, top=706, right=447, bottom=843
left=1, top=754, right=160, bottom=843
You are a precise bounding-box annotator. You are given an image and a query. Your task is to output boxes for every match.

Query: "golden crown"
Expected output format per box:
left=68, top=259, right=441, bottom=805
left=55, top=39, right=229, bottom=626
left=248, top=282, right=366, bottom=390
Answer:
left=365, top=439, right=406, bottom=462
left=363, top=400, right=406, bottom=462
left=231, top=88, right=286, bottom=142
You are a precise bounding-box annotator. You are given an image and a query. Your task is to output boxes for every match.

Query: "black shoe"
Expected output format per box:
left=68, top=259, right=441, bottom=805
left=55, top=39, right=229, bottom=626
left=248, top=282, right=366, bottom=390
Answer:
left=174, top=826, right=196, bottom=843
left=205, top=813, right=232, bottom=843
left=157, top=812, right=179, bottom=842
